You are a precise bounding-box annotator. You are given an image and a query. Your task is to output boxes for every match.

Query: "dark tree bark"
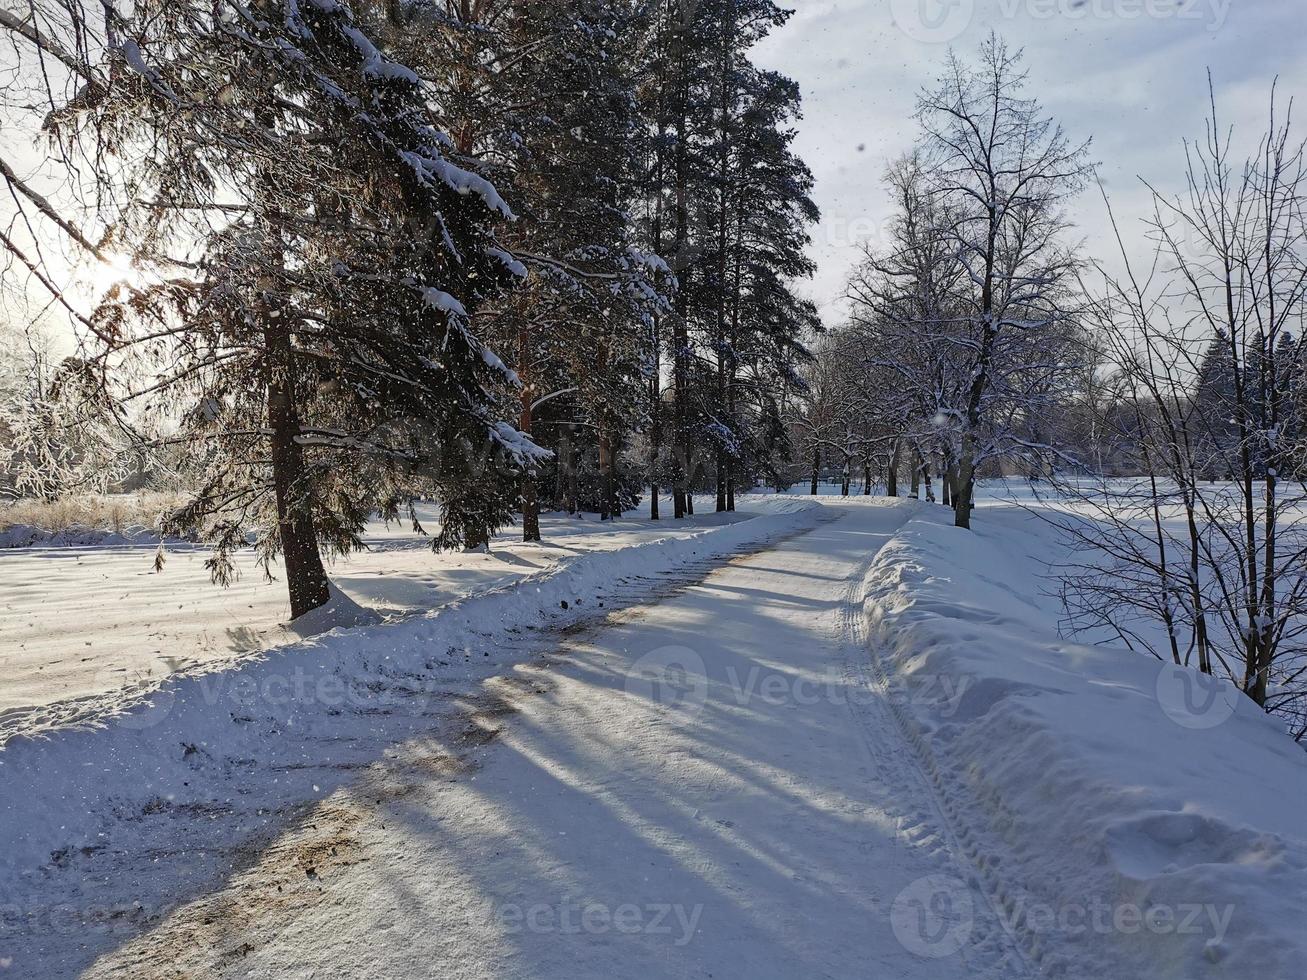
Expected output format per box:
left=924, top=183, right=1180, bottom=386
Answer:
left=519, top=327, right=541, bottom=542
left=670, top=10, right=691, bottom=521
left=599, top=429, right=618, bottom=521
left=650, top=331, right=661, bottom=521
left=715, top=448, right=728, bottom=512
left=264, top=307, right=330, bottom=619
left=649, top=82, right=666, bottom=523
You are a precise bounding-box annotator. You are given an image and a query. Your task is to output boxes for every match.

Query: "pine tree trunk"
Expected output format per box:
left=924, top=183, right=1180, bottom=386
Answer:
left=519, top=327, right=540, bottom=542
left=560, top=428, right=579, bottom=516
left=649, top=96, right=665, bottom=523
left=256, top=92, right=327, bottom=621
left=264, top=308, right=330, bottom=620
left=610, top=447, right=622, bottom=520
left=599, top=429, right=617, bottom=522
left=522, top=476, right=540, bottom=541
left=554, top=442, right=567, bottom=512
left=670, top=9, right=691, bottom=521
left=810, top=448, right=820, bottom=495
left=725, top=187, right=744, bottom=518
left=650, top=345, right=661, bottom=520
left=715, top=450, right=728, bottom=512
left=713, top=16, right=733, bottom=517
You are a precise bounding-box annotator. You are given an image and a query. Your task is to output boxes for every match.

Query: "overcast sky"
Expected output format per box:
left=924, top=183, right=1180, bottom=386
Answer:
left=753, top=0, right=1307, bottom=326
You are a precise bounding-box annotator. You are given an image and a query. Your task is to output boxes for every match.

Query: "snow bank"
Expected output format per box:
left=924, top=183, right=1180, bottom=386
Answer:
left=0, top=523, right=171, bottom=549
left=0, top=498, right=822, bottom=897
left=862, top=505, right=1307, bottom=979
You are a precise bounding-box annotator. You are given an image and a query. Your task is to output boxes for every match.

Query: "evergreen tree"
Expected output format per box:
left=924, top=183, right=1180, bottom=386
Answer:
left=496, top=0, right=669, bottom=532
left=65, top=0, right=541, bottom=614
left=1193, top=329, right=1240, bottom=479
left=636, top=0, right=818, bottom=517
left=713, top=65, right=820, bottom=508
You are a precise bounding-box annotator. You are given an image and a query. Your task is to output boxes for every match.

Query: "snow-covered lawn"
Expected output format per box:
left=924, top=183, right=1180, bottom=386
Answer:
left=0, top=495, right=793, bottom=735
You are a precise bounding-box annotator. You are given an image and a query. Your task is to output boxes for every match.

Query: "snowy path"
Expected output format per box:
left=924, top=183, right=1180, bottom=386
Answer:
left=76, top=501, right=1028, bottom=979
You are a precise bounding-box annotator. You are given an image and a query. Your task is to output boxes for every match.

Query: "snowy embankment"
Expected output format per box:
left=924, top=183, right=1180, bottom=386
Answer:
left=0, top=524, right=170, bottom=549
left=0, top=498, right=822, bottom=907
left=863, top=504, right=1307, bottom=979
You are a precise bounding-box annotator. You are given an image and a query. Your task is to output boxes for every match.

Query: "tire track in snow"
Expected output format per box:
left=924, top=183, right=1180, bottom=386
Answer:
left=838, top=532, right=1042, bottom=978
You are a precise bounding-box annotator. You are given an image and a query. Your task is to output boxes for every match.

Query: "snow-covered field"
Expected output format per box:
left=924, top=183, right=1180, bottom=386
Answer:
left=1, top=492, right=1303, bottom=979
left=0, top=495, right=785, bottom=736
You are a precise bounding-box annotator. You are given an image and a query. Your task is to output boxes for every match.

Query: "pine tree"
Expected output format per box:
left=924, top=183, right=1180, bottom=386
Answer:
left=56, top=0, right=542, bottom=615
left=418, top=1, right=669, bottom=536
left=1193, top=329, right=1240, bottom=480
left=504, top=0, right=668, bottom=529
left=636, top=0, right=817, bottom=517
left=715, top=65, right=820, bottom=508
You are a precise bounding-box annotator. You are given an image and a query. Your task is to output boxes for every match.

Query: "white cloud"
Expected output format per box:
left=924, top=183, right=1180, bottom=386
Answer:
left=755, top=0, right=1307, bottom=326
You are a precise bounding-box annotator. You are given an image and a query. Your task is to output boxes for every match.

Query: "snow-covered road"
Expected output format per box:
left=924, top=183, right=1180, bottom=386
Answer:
left=68, top=500, right=1025, bottom=978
